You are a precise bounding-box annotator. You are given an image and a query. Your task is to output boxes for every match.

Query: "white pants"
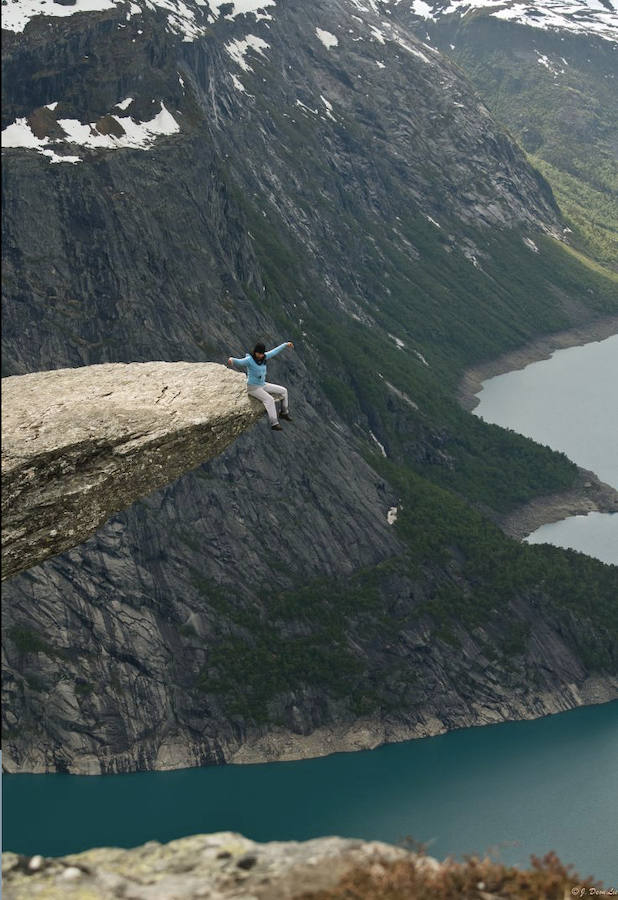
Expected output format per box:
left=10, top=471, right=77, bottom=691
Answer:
left=247, top=382, right=289, bottom=425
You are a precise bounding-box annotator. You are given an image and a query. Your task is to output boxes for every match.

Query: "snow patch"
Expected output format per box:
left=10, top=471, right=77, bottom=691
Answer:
left=42, top=150, right=82, bottom=164
left=2, top=103, right=179, bottom=162
left=142, top=0, right=209, bottom=41
left=209, top=0, right=275, bottom=17
left=535, top=51, right=567, bottom=75
left=492, top=0, right=618, bottom=42
left=384, top=380, right=419, bottom=410
left=1, top=117, right=81, bottom=163
left=115, top=97, right=134, bottom=110
left=412, top=0, right=435, bottom=18
left=296, top=99, right=318, bottom=115
left=387, top=506, right=398, bottom=525
left=414, top=350, right=429, bottom=367
left=2, top=0, right=212, bottom=39
left=319, top=95, right=337, bottom=121
left=523, top=237, right=540, bottom=253
left=2, top=0, right=121, bottom=32
left=225, top=35, right=270, bottom=71
left=370, top=431, right=387, bottom=458
left=394, top=36, right=431, bottom=63
left=388, top=333, right=406, bottom=350
left=408, top=0, right=617, bottom=43
left=425, top=214, right=441, bottom=228
left=316, top=27, right=338, bottom=48
left=2, top=118, right=50, bottom=150
left=45, top=102, right=59, bottom=111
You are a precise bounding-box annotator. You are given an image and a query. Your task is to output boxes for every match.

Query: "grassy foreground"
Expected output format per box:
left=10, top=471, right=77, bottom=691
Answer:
left=300, top=848, right=604, bottom=899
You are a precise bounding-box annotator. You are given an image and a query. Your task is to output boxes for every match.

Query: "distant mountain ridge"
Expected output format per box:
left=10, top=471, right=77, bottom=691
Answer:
left=408, top=0, right=617, bottom=42
left=398, top=0, right=618, bottom=267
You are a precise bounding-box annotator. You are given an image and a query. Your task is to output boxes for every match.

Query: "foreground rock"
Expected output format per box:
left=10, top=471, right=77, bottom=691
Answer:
left=1, top=363, right=263, bottom=580
left=1, top=832, right=601, bottom=899
left=1, top=834, right=413, bottom=899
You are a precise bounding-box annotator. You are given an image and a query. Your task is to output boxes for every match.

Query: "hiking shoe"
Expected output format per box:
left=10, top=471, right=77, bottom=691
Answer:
left=280, top=412, right=293, bottom=421
left=271, top=423, right=283, bottom=431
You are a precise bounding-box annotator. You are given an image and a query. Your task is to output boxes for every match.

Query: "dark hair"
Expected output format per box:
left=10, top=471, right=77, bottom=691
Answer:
left=253, top=342, right=266, bottom=357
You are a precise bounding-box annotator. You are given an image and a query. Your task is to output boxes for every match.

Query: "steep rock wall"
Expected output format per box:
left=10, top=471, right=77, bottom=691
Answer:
left=2, top=0, right=617, bottom=775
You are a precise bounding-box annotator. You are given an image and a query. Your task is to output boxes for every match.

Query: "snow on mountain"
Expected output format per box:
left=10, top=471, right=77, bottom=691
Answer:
left=1, top=103, right=180, bottom=163
left=1, top=0, right=275, bottom=37
left=6, top=0, right=612, bottom=47
left=406, top=0, right=618, bottom=42
left=225, top=34, right=270, bottom=70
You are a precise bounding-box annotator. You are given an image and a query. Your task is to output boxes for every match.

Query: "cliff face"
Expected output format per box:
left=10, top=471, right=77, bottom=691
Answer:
left=2, top=0, right=618, bottom=774
left=1, top=362, right=266, bottom=579
left=399, top=0, right=618, bottom=270
left=1, top=0, right=567, bottom=380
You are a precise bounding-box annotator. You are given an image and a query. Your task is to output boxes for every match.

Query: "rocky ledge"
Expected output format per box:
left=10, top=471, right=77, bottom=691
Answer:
left=1, top=831, right=602, bottom=899
left=1, top=834, right=416, bottom=900
left=1, top=363, right=264, bottom=580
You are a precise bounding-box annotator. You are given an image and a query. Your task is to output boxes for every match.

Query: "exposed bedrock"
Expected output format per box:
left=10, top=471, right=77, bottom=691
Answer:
left=1, top=833, right=429, bottom=900
left=1, top=362, right=264, bottom=580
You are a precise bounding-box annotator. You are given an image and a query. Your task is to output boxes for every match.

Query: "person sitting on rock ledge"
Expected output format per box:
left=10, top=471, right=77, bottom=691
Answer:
left=227, top=341, right=294, bottom=431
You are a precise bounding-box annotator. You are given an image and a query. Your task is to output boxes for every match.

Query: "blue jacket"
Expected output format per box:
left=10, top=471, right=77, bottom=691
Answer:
left=230, top=343, right=288, bottom=386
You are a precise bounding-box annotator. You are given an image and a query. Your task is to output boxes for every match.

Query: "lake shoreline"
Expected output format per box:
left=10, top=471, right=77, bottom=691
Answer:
left=457, top=314, right=618, bottom=413
left=3, top=675, right=616, bottom=775
left=496, top=468, right=618, bottom=542
left=458, top=315, right=618, bottom=542
left=229, top=677, right=618, bottom=766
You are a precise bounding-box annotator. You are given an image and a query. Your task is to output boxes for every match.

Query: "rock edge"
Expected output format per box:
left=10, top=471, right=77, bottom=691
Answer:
left=1, top=362, right=264, bottom=580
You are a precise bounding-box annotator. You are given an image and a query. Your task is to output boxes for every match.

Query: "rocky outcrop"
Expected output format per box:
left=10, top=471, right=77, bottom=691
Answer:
left=1, top=362, right=264, bottom=580
left=0, top=833, right=429, bottom=900
left=1, top=829, right=603, bottom=899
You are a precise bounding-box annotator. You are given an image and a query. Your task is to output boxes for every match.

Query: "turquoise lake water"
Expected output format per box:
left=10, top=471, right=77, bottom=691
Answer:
left=474, top=333, right=618, bottom=565
left=3, top=701, right=618, bottom=885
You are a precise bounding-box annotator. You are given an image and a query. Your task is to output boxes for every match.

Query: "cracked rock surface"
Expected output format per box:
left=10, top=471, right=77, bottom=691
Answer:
left=2, top=832, right=429, bottom=900
left=1, top=362, right=264, bottom=579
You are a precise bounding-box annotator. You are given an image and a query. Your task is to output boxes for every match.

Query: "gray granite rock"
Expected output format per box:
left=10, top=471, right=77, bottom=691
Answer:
left=1, top=362, right=264, bottom=580
left=1, top=832, right=435, bottom=900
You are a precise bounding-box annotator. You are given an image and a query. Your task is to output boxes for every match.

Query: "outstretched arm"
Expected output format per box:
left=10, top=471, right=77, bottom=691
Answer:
left=265, top=341, right=294, bottom=359
left=228, top=354, right=251, bottom=368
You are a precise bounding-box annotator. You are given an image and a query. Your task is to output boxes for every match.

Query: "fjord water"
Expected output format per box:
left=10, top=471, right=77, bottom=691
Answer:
left=3, top=701, right=618, bottom=884
left=474, top=333, right=618, bottom=565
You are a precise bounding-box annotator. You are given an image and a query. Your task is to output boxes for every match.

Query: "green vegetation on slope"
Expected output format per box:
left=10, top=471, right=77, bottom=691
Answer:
left=175, top=80, right=618, bottom=725
left=191, top=460, right=616, bottom=722
left=433, top=17, right=618, bottom=269
left=179, top=164, right=618, bottom=723
left=244, top=191, right=616, bottom=512
left=529, top=155, right=618, bottom=269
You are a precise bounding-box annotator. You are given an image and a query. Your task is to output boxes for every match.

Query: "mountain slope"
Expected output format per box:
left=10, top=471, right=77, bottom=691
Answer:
left=400, top=0, right=618, bottom=268
left=2, top=0, right=617, bottom=774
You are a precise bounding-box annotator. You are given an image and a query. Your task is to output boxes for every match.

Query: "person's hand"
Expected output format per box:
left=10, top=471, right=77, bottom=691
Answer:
left=287, top=342, right=294, bottom=349
left=227, top=357, right=234, bottom=367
